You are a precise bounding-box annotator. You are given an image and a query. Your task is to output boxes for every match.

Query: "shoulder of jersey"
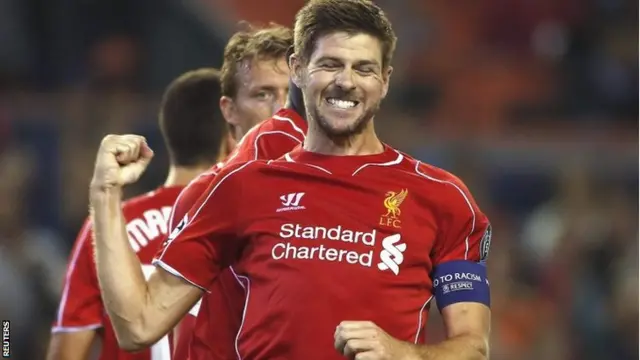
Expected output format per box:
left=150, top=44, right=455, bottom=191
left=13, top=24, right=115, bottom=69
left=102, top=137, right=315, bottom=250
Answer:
left=225, top=112, right=305, bottom=165
left=396, top=149, right=468, bottom=190
left=208, top=159, right=267, bottom=181
left=121, top=186, right=184, bottom=213
left=240, top=111, right=304, bottom=141
left=258, top=110, right=306, bottom=139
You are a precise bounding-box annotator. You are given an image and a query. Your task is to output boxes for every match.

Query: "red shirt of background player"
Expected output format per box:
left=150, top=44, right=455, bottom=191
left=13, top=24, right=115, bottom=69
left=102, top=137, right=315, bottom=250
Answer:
left=154, top=141, right=491, bottom=360
left=170, top=108, right=307, bottom=360
left=53, top=186, right=182, bottom=360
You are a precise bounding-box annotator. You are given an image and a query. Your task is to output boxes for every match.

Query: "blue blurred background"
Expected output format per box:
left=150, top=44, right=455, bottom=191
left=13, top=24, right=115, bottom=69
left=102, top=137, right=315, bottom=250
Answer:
left=0, top=0, right=637, bottom=359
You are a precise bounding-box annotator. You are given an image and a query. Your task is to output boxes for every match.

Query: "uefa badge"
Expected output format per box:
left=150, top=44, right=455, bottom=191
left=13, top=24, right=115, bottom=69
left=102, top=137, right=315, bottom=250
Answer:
left=479, top=224, right=492, bottom=263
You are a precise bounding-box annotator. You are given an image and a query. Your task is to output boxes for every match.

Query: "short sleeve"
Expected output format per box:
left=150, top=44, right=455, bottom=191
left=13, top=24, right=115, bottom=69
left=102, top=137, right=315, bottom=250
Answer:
left=432, top=179, right=491, bottom=266
left=52, top=219, right=104, bottom=332
left=153, top=162, right=251, bottom=291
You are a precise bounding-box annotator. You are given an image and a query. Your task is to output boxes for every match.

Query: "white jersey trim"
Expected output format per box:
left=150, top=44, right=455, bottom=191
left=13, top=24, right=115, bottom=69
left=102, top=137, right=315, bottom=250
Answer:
left=351, top=150, right=404, bottom=176
left=283, top=153, right=333, bottom=174
left=156, top=160, right=255, bottom=261
left=229, top=266, right=251, bottom=360
left=414, top=161, right=475, bottom=259
left=153, top=259, right=208, bottom=292
left=51, top=323, right=103, bottom=333
left=54, top=223, right=93, bottom=328
left=282, top=148, right=404, bottom=176
left=253, top=131, right=302, bottom=160
left=272, top=114, right=306, bottom=140
left=413, top=295, right=433, bottom=343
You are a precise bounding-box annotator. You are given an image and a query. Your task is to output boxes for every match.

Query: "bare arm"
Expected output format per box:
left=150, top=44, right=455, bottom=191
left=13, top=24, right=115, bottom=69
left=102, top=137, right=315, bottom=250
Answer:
left=46, top=331, right=98, bottom=360
left=90, top=188, right=202, bottom=351
left=336, top=302, right=490, bottom=360
left=411, top=175, right=492, bottom=359
left=411, top=302, right=491, bottom=359
left=89, top=135, right=203, bottom=351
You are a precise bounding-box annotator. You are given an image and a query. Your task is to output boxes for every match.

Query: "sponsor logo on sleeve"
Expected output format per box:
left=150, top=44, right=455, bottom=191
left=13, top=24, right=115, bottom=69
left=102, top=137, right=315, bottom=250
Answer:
left=162, top=215, right=188, bottom=248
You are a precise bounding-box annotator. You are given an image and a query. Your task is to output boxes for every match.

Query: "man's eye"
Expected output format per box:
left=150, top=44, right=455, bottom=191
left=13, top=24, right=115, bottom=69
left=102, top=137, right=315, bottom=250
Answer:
left=255, top=92, right=272, bottom=99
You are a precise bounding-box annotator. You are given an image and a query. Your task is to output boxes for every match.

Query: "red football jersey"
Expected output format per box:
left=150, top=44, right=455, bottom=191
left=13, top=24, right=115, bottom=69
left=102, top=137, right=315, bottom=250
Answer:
left=53, top=186, right=183, bottom=360
left=170, top=108, right=307, bottom=360
left=154, top=144, right=491, bottom=360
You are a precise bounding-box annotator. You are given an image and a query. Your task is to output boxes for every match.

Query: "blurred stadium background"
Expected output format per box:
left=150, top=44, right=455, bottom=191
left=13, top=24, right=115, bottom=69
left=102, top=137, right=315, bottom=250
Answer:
left=0, top=0, right=637, bottom=359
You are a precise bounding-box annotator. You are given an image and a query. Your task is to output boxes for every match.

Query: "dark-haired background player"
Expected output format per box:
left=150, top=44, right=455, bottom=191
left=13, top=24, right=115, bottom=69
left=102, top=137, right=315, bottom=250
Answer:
left=47, top=68, right=226, bottom=360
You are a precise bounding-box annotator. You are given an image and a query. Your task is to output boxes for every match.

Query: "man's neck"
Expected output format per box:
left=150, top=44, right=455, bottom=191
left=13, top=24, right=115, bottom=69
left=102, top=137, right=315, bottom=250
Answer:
left=284, top=80, right=306, bottom=121
left=164, top=165, right=212, bottom=187
left=303, top=120, right=383, bottom=156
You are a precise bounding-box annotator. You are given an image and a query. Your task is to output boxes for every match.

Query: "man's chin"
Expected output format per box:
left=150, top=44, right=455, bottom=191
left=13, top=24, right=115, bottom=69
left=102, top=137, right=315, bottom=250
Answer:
left=323, top=127, right=357, bottom=137
left=319, top=119, right=368, bottom=138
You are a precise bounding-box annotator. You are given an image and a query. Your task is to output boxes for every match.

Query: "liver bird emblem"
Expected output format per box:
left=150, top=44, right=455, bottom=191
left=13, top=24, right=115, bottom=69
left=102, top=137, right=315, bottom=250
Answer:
left=383, top=189, right=408, bottom=218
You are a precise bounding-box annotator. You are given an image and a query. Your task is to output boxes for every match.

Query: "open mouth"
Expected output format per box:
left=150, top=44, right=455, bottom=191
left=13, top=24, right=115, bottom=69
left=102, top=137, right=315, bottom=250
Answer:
left=325, top=97, right=360, bottom=110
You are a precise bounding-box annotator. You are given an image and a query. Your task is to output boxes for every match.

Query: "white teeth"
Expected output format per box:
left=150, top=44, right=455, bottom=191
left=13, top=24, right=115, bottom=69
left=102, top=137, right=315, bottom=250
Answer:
left=327, top=98, right=357, bottom=109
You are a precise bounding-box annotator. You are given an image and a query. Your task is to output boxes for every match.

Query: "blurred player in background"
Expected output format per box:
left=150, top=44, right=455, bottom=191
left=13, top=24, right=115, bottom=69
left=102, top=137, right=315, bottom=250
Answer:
left=174, top=86, right=307, bottom=360
left=213, top=22, right=293, bottom=164
left=169, top=24, right=300, bottom=360
left=50, top=22, right=295, bottom=360
left=88, top=1, right=491, bottom=359
left=46, top=68, right=227, bottom=360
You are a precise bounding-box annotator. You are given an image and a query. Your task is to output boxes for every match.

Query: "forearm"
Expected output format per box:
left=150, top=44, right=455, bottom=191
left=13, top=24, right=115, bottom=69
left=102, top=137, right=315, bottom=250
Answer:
left=90, top=188, right=148, bottom=348
left=410, top=334, right=488, bottom=360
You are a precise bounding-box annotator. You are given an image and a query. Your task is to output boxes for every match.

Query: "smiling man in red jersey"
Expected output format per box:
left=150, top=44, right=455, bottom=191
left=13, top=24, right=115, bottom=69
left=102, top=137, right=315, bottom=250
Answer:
left=89, top=1, right=491, bottom=360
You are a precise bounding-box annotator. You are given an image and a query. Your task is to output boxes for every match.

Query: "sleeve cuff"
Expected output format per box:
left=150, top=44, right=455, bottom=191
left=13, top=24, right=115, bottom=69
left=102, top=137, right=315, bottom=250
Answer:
left=51, top=323, right=103, bottom=333
left=152, top=259, right=209, bottom=292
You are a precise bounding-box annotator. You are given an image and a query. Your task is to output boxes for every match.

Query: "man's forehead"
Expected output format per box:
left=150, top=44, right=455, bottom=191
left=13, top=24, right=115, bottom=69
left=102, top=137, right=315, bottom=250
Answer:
left=236, top=57, right=289, bottom=85
left=311, top=32, right=383, bottom=65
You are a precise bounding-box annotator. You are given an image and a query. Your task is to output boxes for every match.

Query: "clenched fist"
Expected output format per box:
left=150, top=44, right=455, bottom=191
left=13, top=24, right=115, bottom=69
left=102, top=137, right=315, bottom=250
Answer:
left=90, top=134, right=154, bottom=192
left=334, top=321, right=417, bottom=360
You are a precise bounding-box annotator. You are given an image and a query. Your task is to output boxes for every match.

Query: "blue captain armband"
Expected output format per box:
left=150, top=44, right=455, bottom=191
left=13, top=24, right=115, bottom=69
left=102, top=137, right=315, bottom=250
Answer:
left=432, top=260, right=490, bottom=311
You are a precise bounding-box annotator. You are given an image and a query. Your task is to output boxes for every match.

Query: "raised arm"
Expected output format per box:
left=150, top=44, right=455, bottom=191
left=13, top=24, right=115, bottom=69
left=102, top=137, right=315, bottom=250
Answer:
left=90, top=135, right=245, bottom=351
left=89, top=135, right=202, bottom=350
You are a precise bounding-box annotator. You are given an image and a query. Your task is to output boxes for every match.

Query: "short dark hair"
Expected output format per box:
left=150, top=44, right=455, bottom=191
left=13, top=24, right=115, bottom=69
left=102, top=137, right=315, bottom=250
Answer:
left=294, top=0, right=397, bottom=69
left=221, top=23, right=293, bottom=98
left=159, top=68, right=223, bottom=167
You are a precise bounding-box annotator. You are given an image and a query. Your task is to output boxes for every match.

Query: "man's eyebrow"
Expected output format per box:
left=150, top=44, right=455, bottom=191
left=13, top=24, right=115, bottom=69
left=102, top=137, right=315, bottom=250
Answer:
left=314, top=57, right=380, bottom=67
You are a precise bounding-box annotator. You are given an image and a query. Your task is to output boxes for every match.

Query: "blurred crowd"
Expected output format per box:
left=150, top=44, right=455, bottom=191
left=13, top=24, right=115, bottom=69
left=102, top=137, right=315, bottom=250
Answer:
left=0, top=0, right=637, bottom=359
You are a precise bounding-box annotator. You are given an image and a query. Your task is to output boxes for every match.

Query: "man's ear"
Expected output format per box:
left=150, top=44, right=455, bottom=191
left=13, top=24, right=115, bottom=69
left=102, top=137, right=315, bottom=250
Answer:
left=219, top=96, right=238, bottom=127
left=289, top=53, right=305, bottom=88
left=381, top=66, right=393, bottom=99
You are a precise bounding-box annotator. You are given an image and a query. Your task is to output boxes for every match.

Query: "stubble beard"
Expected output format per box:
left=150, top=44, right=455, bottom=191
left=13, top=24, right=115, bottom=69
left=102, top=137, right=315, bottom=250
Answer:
left=308, top=100, right=380, bottom=140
